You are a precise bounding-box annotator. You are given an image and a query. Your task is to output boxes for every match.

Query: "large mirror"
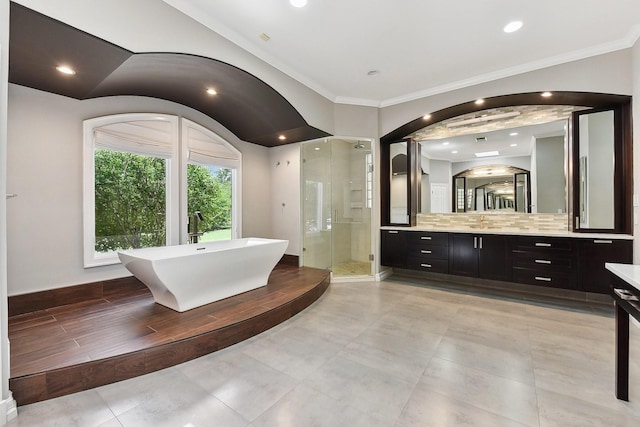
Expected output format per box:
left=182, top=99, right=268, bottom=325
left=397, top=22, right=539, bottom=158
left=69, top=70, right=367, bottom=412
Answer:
left=417, top=119, right=568, bottom=214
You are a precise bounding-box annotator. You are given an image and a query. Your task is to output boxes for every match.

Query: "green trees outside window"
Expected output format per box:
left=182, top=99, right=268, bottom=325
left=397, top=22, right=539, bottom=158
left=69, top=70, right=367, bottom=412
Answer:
left=95, top=149, right=232, bottom=253
left=187, top=163, right=232, bottom=241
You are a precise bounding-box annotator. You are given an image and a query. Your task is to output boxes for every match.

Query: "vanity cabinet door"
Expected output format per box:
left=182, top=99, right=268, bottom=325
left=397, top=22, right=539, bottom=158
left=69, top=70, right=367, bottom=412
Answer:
left=577, top=239, right=633, bottom=294
left=449, top=234, right=512, bottom=281
left=449, top=233, right=478, bottom=277
left=478, top=235, right=512, bottom=281
left=381, top=230, right=406, bottom=268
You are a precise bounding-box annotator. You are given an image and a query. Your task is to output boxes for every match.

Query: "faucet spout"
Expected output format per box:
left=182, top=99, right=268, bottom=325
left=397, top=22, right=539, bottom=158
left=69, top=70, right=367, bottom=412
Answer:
left=189, top=211, right=205, bottom=243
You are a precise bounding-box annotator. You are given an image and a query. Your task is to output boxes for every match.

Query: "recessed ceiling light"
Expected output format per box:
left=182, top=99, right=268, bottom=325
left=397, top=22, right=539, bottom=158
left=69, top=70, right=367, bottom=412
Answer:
left=509, top=132, right=518, bottom=136
left=504, top=21, right=523, bottom=33
left=206, top=88, right=217, bottom=95
left=442, top=142, right=450, bottom=146
left=290, top=0, right=307, bottom=8
left=475, top=98, right=485, bottom=105
left=56, top=65, right=76, bottom=75
left=510, top=143, right=518, bottom=147
left=541, top=91, right=553, bottom=97
left=278, top=135, right=286, bottom=141
left=259, top=33, right=271, bottom=42
left=423, top=114, right=432, bottom=120
left=314, top=147, right=320, bottom=151
left=475, top=151, right=500, bottom=158
left=451, top=151, right=458, bottom=154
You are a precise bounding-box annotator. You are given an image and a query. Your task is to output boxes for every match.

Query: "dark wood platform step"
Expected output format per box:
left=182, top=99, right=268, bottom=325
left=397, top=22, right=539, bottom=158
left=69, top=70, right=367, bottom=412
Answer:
left=8, top=265, right=330, bottom=406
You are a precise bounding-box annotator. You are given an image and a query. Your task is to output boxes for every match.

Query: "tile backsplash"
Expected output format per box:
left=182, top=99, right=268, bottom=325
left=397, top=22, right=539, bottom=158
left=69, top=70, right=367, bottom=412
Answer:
left=417, top=213, right=569, bottom=233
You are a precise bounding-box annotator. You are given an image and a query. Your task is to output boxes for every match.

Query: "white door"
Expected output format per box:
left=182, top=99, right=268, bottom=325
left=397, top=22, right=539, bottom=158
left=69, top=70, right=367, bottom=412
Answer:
left=431, top=183, right=449, bottom=213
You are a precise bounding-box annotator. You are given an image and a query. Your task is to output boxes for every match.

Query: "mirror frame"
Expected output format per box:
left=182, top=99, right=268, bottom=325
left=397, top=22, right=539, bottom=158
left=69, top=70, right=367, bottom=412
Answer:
left=381, top=138, right=420, bottom=226
left=569, top=104, right=633, bottom=233
left=380, top=92, right=632, bottom=231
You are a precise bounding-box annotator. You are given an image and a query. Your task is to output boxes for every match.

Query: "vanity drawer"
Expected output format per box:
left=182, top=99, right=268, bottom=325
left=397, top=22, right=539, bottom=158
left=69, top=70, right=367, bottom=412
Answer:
left=514, top=236, right=573, bottom=252
left=406, top=232, right=448, bottom=247
left=407, top=245, right=448, bottom=260
left=512, top=250, right=575, bottom=271
left=512, top=268, right=578, bottom=290
left=407, top=257, right=449, bottom=273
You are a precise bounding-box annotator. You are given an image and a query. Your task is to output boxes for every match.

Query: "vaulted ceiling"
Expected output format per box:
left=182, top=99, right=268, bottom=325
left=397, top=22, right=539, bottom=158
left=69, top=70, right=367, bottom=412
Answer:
left=8, top=2, right=330, bottom=147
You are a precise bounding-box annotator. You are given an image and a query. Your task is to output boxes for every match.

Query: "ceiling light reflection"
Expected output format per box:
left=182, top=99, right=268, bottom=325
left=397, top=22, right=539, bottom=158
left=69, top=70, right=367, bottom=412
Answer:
left=56, top=65, right=76, bottom=75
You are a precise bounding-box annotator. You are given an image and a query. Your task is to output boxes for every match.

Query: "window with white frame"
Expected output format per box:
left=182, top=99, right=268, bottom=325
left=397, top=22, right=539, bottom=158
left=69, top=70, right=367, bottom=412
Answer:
left=83, top=114, right=241, bottom=267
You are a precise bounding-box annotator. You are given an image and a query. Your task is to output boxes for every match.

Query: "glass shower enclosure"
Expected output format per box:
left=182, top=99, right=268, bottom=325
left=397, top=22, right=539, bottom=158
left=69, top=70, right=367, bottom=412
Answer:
left=301, top=137, right=373, bottom=278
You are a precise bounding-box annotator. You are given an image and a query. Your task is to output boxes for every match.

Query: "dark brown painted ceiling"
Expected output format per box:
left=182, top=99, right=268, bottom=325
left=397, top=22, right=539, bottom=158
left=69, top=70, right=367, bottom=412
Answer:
left=8, top=2, right=330, bottom=147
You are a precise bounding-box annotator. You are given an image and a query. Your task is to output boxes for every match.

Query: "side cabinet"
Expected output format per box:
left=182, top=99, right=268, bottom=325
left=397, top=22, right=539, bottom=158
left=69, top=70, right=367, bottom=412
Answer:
left=512, top=236, right=577, bottom=290
left=449, top=233, right=512, bottom=281
left=406, top=231, right=449, bottom=273
left=380, top=230, right=406, bottom=268
left=577, top=238, right=633, bottom=294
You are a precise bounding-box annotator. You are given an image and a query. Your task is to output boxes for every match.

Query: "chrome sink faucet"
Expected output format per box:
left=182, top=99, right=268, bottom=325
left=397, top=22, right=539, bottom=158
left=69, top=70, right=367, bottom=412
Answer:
left=188, top=211, right=204, bottom=243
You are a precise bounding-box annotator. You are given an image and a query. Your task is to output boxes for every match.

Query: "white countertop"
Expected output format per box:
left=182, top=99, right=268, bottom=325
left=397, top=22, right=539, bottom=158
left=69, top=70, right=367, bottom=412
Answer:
left=381, top=226, right=634, bottom=240
left=606, top=263, right=640, bottom=292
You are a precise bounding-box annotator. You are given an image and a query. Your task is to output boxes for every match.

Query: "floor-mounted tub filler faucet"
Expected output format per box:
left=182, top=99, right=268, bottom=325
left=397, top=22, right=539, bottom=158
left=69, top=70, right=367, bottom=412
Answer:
left=188, top=211, right=204, bottom=244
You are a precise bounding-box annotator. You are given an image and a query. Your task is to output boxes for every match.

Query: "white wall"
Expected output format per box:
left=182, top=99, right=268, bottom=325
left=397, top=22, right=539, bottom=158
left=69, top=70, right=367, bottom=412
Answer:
left=269, top=143, right=301, bottom=255
left=6, top=84, right=272, bottom=295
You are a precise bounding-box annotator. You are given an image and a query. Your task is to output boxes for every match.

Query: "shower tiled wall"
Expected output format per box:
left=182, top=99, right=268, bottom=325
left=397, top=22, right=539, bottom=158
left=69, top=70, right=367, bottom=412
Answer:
left=416, top=213, right=569, bottom=233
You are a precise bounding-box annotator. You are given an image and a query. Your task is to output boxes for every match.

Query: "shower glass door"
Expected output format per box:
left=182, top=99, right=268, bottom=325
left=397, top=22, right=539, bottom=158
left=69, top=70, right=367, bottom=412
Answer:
left=301, top=137, right=373, bottom=277
left=302, top=139, right=332, bottom=270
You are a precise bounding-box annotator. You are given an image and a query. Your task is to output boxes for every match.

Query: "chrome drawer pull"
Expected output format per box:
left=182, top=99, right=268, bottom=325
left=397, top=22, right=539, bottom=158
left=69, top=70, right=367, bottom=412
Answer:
left=420, top=263, right=432, bottom=268
left=421, top=236, right=432, bottom=240
left=421, top=250, right=432, bottom=254
left=535, top=242, right=552, bottom=247
left=535, top=259, right=552, bottom=264
left=593, top=240, right=613, bottom=244
left=535, top=276, right=552, bottom=282
left=388, top=230, right=399, bottom=234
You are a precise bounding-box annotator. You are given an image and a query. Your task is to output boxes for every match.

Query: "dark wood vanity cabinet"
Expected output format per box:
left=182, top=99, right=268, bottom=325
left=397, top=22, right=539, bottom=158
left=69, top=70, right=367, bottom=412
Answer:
left=406, top=231, right=449, bottom=273
left=577, top=239, right=633, bottom=293
left=380, top=230, right=407, bottom=268
left=512, top=236, right=578, bottom=290
left=382, top=229, right=632, bottom=295
left=449, top=234, right=512, bottom=281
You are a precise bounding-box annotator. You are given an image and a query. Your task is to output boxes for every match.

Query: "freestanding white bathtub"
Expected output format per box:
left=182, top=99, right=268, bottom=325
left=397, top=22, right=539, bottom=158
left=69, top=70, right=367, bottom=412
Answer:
left=118, top=238, right=288, bottom=312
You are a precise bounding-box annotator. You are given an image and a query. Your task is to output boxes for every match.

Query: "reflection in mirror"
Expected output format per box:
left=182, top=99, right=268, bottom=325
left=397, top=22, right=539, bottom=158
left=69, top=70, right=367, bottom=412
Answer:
left=454, top=165, right=529, bottom=212
left=390, top=142, right=409, bottom=224
left=413, top=109, right=577, bottom=214
left=577, top=109, right=615, bottom=229
left=515, top=172, right=529, bottom=212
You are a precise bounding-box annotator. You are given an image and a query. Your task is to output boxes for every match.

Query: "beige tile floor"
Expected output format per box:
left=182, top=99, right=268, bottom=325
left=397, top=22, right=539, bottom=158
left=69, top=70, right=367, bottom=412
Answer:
left=7, top=276, right=640, bottom=427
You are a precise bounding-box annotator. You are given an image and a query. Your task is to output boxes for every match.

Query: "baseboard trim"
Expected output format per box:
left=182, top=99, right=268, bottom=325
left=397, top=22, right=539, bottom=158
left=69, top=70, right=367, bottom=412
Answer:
left=0, top=393, right=17, bottom=424
left=278, top=254, right=299, bottom=267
